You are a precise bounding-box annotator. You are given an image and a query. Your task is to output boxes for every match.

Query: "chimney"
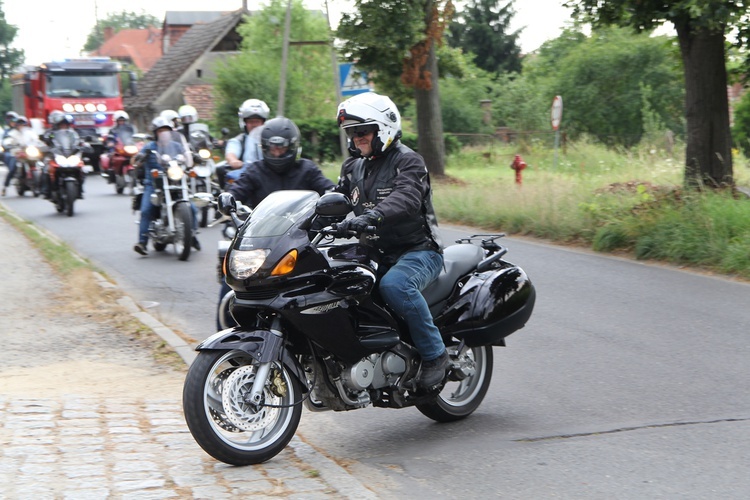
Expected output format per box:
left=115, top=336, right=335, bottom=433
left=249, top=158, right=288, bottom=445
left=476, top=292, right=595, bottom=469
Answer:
left=103, top=26, right=114, bottom=41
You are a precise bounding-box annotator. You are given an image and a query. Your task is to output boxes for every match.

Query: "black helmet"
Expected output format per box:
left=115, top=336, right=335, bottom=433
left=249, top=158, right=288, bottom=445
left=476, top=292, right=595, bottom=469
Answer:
left=260, top=117, right=300, bottom=175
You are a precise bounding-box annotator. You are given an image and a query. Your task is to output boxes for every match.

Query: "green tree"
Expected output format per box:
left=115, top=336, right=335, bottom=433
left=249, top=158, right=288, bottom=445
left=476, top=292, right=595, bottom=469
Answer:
left=448, top=0, right=523, bottom=74
left=338, top=0, right=454, bottom=176
left=567, top=0, right=750, bottom=188
left=0, top=1, right=23, bottom=81
left=731, top=90, right=750, bottom=157
left=212, top=0, right=336, bottom=133
left=83, top=10, right=160, bottom=52
left=524, top=26, right=684, bottom=147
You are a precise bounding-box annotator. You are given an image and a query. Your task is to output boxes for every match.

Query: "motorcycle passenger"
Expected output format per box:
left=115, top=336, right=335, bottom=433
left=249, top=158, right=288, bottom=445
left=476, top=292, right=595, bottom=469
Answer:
left=334, top=92, right=448, bottom=388
left=217, top=116, right=335, bottom=329
left=41, top=111, right=84, bottom=199
left=133, top=116, right=200, bottom=256
left=160, top=109, right=193, bottom=168
left=216, top=98, right=269, bottom=190
left=1, top=112, right=20, bottom=196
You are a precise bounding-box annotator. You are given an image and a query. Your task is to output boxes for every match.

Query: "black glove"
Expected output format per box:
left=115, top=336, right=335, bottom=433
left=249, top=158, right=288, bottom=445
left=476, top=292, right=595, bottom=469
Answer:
left=335, top=209, right=384, bottom=237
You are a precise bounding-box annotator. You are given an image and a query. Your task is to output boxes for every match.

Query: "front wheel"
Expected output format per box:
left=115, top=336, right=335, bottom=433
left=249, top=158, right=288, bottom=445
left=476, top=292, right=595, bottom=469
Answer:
left=173, top=202, right=192, bottom=261
left=183, top=349, right=303, bottom=465
left=65, top=182, right=78, bottom=217
left=416, top=345, right=493, bottom=422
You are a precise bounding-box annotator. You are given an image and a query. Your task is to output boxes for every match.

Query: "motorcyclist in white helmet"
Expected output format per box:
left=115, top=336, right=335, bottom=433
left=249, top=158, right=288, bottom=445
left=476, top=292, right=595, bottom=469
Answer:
left=334, top=92, right=447, bottom=388
left=133, top=116, right=200, bottom=256
left=159, top=109, right=193, bottom=168
left=216, top=98, right=270, bottom=189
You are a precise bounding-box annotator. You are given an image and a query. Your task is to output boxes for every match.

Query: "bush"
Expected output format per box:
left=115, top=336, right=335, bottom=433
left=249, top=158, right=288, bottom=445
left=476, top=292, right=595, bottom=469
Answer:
left=296, top=118, right=340, bottom=163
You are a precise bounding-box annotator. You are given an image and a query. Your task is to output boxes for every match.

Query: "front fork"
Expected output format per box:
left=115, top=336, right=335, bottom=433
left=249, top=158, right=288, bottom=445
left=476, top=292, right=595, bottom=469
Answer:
left=245, top=319, right=284, bottom=406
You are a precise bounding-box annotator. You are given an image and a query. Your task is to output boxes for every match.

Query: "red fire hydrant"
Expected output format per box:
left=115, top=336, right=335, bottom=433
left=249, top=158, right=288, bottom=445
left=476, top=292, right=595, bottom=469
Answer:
left=510, top=154, right=527, bottom=185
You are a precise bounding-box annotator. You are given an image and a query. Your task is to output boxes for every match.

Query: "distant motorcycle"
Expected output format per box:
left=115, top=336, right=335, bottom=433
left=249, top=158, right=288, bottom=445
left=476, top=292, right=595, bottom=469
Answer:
left=101, top=130, right=147, bottom=194
left=5, top=137, right=43, bottom=197
left=187, top=125, right=218, bottom=227
left=45, top=129, right=86, bottom=216
left=135, top=152, right=200, bottom=261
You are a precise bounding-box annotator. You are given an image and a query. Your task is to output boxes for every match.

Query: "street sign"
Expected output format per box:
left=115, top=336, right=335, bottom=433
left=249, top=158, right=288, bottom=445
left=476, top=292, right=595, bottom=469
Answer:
left=551, top=95, right=563, bottom=130
left=339, top=63, right=371, bottom=96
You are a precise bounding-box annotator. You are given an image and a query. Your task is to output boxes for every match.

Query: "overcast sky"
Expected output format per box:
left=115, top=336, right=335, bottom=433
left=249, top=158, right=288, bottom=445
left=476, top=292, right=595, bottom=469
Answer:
left=4, top=0, right=574, bottom=66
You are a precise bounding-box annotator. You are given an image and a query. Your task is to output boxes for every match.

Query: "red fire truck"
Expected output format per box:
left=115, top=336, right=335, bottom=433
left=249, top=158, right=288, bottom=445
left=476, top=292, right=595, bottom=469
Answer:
left=11, top=57, right=137, bottom=170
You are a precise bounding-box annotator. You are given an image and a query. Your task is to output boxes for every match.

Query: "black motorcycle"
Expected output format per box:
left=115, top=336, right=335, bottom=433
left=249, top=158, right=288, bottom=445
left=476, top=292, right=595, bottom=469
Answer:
left=46, top=130, right=86, bottom=216
left=183, top=190, right=536, bottom=465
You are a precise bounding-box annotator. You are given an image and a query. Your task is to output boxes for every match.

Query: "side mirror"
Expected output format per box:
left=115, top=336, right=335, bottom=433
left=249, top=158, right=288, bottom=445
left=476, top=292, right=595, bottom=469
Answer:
left=220, top=127, right=230, bottom=137
left=316, top=192, right=352, bottom=216
left=218, top=192, right=237, bottom=216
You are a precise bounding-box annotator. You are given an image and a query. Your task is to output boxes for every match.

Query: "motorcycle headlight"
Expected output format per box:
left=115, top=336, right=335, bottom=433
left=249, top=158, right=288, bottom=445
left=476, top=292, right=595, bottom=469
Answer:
left=167, top=164, right=184, bottom=181
left=199, top=149, right=211, bottom=159
left=124, top=145, right=138, bottom=155
left=229, top=249, right=269, bottom=280
left=25, top=146, right=40, bottom=159
left=54, top=154, right=67, bottom=165
left=67, top=155, right=80, bottom=165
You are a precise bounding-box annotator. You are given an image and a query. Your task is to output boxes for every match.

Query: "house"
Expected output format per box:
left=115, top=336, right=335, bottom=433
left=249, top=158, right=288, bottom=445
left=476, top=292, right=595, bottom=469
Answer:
left=124, top=9, right=246, bottom=132
left=91, top=26, right=163, bottom=73
left=162, top=11, right=232, bottom=54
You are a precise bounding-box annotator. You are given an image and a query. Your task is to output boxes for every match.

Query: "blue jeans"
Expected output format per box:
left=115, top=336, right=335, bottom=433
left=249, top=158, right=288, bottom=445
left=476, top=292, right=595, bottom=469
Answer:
left=138, top=183, right=198, bottom=245
left=378, top=249, right=445, bottom=361
left=225, top=165, right=247, bottom=183
left=3, top=153, right=16, bottom=188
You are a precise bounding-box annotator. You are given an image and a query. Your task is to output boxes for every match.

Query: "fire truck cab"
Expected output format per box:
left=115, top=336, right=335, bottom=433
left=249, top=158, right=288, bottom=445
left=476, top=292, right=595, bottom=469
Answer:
left=12, top=57, right=137, bottom=170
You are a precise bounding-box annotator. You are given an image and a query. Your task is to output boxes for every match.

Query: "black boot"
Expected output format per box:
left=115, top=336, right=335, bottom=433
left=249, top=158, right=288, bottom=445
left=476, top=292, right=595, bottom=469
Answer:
left=418, top=350, right=449, bottom=388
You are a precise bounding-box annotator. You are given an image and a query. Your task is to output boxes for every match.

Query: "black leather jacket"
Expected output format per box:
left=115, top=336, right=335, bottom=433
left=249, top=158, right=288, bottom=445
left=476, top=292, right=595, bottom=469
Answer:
left=337, top=142, right=443, bottom=263
left=227, top=158, right=334, bottom=209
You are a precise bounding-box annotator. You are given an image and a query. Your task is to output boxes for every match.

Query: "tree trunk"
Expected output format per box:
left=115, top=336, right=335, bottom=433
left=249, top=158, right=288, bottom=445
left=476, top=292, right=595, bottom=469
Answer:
left=415, top=39, right=446, bottom=177
left=675, top=21, right=733, bottom=188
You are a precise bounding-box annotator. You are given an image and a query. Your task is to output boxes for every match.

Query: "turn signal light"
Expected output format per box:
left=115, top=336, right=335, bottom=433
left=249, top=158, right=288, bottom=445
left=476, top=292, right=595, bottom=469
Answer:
left=271, top=250, right=298, bottom=276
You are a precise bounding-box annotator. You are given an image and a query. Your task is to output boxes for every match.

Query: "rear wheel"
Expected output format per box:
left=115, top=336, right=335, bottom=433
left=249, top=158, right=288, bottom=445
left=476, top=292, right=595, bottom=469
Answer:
left=183, top=349, right=303, bottom=465
left=416, top=345, right=493, bottom=422
left=173, top=202, right=192, bottom=261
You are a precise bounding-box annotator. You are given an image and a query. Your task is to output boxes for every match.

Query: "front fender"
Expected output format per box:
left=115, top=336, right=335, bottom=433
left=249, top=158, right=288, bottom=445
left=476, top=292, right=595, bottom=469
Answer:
left=196, top=328, right=308, bottom=392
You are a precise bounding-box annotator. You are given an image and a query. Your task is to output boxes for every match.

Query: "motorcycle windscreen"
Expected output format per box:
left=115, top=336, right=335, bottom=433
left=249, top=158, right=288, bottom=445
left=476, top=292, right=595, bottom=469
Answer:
left=237, top=190, right=320, bottom=241
left=118, top=129, right=134, bottom=145
left=53, top=130, right=79, bottom=156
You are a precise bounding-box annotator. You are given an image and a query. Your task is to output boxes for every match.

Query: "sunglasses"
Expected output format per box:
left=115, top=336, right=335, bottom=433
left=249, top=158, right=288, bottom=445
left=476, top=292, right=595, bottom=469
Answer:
left=345, top=125, right=378, bottom=139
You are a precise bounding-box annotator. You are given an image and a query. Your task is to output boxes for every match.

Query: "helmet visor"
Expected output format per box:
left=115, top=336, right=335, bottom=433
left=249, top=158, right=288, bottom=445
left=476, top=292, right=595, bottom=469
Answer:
left=344, top=124, right=378, bottom=139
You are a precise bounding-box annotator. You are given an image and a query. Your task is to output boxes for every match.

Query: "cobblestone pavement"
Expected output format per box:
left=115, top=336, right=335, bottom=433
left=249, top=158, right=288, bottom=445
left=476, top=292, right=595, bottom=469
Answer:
left=0, top=207, right=374, bottom=499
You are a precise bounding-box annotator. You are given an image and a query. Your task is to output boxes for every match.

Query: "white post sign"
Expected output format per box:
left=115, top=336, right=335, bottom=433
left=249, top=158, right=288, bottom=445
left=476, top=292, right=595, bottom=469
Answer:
left=551, top=95, right=563, bottom=168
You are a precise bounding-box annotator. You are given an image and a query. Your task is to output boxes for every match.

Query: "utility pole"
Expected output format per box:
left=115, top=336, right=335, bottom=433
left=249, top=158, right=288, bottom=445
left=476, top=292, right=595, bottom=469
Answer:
left=325, top=0, right=348, bottom=158
left=277, top=0, right=293, bottom=117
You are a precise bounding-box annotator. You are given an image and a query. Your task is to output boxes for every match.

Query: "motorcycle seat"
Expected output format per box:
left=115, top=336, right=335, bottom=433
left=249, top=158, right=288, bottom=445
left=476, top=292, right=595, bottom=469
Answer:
left=422, top=244, right=484, bottom=306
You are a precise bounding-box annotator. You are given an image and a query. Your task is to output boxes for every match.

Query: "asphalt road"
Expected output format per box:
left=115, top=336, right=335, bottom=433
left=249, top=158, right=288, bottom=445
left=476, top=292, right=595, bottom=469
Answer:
left=3, top=171, right=750, bottom=498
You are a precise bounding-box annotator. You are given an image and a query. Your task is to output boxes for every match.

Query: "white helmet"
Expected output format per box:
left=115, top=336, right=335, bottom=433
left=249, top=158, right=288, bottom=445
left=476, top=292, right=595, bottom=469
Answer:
left=178, top=105, right=198, bottom=124
left=337, top=92, right=401, bottom=156
left=237, top=99, right=270, bottom=130
left=113, top=110, right=129, bottom=122
left=151, top=116, right=173, bottom=134
left=160, top=109, right=179, bottom=128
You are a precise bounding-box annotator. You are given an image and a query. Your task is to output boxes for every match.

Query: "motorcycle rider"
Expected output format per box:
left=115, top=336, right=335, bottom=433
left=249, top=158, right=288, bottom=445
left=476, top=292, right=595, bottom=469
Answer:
left=3, top=116, right=44, bottom=196
left=133, top=116, right=200, bottom=256
left=334, top=92, right=448, bottom=388
left=217, top=116, right=335, bottom=329
left=40, top=111, right=84, bottom=199
left=216, top=98, right=269, bottom=190
left=160, top=109, right=193, bottom=168
left=1, top=112, right=20, bottom=196
left=106, top=110, right=136, bottom=150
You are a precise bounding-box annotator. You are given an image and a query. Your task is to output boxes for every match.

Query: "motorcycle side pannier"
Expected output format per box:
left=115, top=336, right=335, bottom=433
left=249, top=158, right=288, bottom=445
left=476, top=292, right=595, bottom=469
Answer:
left=433, top=263, right=536, bottom=346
